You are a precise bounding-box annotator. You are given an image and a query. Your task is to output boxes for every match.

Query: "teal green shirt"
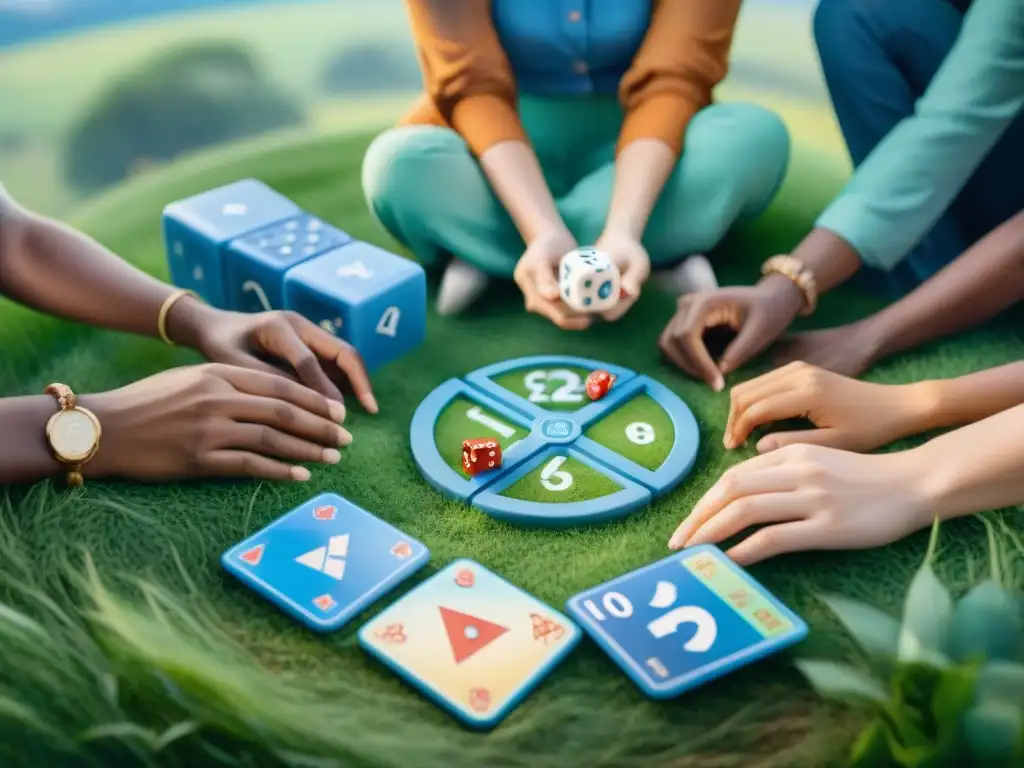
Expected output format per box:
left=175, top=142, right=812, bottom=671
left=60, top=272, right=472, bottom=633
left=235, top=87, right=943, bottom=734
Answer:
left=816, top=0, right=1024, bottom=270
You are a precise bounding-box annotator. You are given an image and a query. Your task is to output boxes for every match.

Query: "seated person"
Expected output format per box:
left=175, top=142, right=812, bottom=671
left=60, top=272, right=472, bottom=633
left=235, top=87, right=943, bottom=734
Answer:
left=658, top=0, right=1024, bottom=389
left=0, top=185, right=377, bottom=486
left=668, top=359, right=1024, bottom=563
left=362, top=0, right=790, bottom=325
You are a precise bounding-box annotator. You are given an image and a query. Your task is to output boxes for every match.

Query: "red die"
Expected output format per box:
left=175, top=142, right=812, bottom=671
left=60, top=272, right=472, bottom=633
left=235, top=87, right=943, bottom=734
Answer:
left=586, top=369, right=617, bottom=401
left=462, top=437, right=502, bottom=476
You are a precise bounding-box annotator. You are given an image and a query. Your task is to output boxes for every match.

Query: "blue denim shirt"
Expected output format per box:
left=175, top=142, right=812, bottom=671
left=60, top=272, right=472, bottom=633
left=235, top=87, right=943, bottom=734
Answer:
left=491, top=0, right=653, bottom=96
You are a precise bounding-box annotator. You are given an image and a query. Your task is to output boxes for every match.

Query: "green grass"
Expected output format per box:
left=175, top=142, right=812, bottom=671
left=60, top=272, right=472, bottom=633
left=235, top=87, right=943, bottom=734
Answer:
left=585, top=394, right=675, bottom=472
left=434, top=397, right=527, bottom=475
left=0, top=123, right=1022, bottom=768
left=500, top=456, right=622, bottom=504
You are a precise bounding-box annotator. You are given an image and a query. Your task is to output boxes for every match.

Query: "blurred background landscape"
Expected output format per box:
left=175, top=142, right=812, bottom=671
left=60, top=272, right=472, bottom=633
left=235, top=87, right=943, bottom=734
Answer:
left=0, top=0, right=844, bottom=218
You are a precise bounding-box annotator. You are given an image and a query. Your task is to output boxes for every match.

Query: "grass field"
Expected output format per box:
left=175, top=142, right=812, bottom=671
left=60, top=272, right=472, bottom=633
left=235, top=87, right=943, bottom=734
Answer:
left=1, top=120, right=1023, bottom=767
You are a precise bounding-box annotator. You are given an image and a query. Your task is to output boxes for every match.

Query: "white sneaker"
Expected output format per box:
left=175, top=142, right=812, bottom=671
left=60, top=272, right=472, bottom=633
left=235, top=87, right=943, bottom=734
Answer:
left=655, top=254, right=719, bottom=295
left=436, top=259, right=490, bottom=316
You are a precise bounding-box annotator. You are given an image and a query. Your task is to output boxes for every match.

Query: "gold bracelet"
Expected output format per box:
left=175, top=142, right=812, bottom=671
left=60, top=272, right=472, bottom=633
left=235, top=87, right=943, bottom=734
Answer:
left=760, top=255, right=818, bottom=317
left=157, top=289, right=199, bottom=346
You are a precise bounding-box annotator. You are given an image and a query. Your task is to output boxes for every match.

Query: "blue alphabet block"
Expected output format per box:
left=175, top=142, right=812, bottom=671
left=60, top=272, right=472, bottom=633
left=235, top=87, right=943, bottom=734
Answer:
left=283, top=242, right=426, bottom=371
left=224, top=214, right=353, bottom=312
left=162, top=179, right=300, bottom=308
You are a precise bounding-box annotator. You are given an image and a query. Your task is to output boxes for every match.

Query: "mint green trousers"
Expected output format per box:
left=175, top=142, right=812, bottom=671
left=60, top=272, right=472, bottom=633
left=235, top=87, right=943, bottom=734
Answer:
left=361, top=96, right=790, bottom=279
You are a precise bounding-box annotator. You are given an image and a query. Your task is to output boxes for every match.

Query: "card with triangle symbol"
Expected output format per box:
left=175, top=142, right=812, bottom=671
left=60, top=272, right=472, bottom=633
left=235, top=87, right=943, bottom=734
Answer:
left=222, top=492, right=429, bottom=632
left=358, top=559, right=580, bottom=728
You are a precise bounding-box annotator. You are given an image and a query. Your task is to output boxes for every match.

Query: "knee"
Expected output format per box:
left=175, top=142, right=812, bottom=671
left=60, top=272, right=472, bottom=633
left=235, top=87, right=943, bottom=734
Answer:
left=692, top=103, right=790, bottom=174
left=361, top=126, right=468, bottom=217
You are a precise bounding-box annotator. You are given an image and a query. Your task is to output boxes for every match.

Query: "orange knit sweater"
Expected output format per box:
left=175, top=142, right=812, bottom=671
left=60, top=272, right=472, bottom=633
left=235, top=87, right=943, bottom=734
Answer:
left=398, top=0, right=742, bottom=157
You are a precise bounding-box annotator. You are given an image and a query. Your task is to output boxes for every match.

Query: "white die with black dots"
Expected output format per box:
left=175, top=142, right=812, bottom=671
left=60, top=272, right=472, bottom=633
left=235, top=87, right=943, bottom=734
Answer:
left=558, top=247, right=621, bottom=313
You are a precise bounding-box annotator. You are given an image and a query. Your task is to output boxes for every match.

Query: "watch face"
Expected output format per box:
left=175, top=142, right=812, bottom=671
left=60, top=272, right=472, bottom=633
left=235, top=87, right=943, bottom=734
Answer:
left=49, top=408, right=99, bottom=462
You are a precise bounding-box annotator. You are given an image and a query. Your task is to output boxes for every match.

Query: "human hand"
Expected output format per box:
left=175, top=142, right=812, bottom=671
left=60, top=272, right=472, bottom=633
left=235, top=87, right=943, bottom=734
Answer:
left=593, top=230, right=651, bottom=321
left=513, top=230, right=592, bottom=331
left=771, top=320, right=883, bottom=379
left=658, top=276, right=805, bottom=391
left=724, top=361, right=924, bottom=453
left=188, top=308, right=378, bottom=414
left=82, top=364, right=352, bottom=482
left=667, top=444, right=932, bottom=565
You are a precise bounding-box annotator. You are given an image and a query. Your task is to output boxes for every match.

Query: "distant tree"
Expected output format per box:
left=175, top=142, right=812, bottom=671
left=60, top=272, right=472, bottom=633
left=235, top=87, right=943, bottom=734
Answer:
left=320, top=43, right=421, bottom=95
left=64, top=41, right=305, bottom=195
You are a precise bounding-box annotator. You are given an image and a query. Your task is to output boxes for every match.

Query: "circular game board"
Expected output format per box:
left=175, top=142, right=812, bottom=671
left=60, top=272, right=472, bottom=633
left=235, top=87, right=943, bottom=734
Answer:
left=410, top=356, right=700, bottom=526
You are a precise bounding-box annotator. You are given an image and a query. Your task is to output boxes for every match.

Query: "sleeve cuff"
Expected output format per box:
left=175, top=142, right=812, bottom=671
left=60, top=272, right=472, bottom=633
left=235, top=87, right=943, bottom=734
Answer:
left=616, top=93, right=700, bottom=156
left=815, top=197, right=906, bottom=271
left=450, top=93, right=528, bottom=156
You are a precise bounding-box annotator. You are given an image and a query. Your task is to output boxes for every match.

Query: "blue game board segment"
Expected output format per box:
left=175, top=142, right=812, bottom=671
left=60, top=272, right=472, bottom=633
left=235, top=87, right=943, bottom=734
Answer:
left=473, top=446, right=651, bottom=527
left=565, top=545, right=808, bottom=699
left=575, top=376, right=700, bottom=496
left=358, top=559, right=581, bottom=729
left=571, top=374, right=647, bottom=429
left=410, top=379, right=546, bottom=502
left=221, top=492, right=429, bottom=632
left=465, top=355, right=638, bottom=420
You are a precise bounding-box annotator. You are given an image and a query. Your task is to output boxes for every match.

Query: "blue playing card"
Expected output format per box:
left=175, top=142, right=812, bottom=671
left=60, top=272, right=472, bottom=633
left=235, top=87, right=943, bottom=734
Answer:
left=565, top=544, right=807, bottom=699
left=359, top=559, right=581, bottom=729
left=222, top=492, right=429, bottom=632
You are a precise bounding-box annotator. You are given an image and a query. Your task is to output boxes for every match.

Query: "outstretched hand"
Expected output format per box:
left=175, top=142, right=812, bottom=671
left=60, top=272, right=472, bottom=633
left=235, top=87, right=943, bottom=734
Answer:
left=667, top=444, right=931, bottom=565
left=194, top=309, right=378, bottom=414
left=724, top=361, right=922, bottom=453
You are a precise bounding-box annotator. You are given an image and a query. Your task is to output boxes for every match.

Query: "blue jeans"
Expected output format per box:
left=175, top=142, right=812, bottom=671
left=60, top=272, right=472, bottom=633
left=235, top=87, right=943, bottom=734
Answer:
left=814, top=0, right=1024, bottom=297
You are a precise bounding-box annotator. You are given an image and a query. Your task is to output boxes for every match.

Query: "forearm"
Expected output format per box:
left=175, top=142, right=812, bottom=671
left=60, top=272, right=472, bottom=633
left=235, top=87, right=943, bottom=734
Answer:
left=478, top=140, right=568, bottom=243
left=897, top=361, right=1024, bottom=435
left=912, top=402, right=1024, bottom=524
left=0, top=396, right=64, bottom=485
left=864, top=210, right=1024, bottom=361
left=602, top=139, right=676, bottom=238
left=0, top=194, right=216, bottom=347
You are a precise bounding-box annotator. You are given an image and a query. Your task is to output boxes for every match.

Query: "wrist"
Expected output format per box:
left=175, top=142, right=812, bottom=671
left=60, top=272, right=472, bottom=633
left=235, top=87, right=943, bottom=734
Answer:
left=163, top=293, right=219, bottom=350
left=888, top=380, right=945, bottom=438
left=756, top=273, right=806, bottom=318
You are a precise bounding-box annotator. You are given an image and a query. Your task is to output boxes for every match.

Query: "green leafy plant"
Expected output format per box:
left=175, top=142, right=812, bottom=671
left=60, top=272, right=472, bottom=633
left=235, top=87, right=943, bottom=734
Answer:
left=796, top=522, right=1024, bottom=767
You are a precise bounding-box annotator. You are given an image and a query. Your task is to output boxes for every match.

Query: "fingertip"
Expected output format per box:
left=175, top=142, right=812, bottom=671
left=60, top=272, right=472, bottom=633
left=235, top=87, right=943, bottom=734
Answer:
left=290, top=466, right=311, bottom=482
left=363, top=392, right=379, bottom=414
left=712, top=374, right=725, bottom=392
left=756, top=436, right=776, bottom=453
left=328, top=400, right=346, bottom=422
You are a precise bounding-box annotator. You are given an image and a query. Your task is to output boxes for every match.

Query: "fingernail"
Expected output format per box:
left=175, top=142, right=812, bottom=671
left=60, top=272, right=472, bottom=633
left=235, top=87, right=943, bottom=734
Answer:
left=338, top=428, right=353, bottom=446
left=723, top=434, right=734, bottom=450
left=322, top=448, right=341, bottom=464
left=366, top=394, right=379, bottom=414
left=668, top=534, right=683, bottom=550
left=329, top=400, right=346, bottom=422
left=712, top=375, right=725, bottom=392
left=756, top=437, right=774, bottom=453
left=291, top=466, right=311, bottom=482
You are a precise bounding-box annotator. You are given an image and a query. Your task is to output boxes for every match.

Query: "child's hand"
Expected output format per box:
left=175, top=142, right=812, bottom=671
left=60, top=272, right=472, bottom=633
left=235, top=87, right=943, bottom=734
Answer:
left=667, top=443, right=932, bottom=564
left=513, top=230, right=592, bottom=331
left=724, top=362, right=925, bottom=453
left=593, top=230, right=651, bottom=321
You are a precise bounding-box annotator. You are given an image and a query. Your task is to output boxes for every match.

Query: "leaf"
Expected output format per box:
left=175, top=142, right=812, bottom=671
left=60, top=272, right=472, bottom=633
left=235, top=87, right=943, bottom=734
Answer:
left=975, top=660, right=1024, bottom=708
left=948, top=580, right=1024, bottom=664
left=898, top=562, right=952, bottom=666
left=794, top=659, right=887, bottom=704
left=931, top=663, right=980, bottom=742
left=820, top=593, right=901, bottom=658
left=850, top=718, right=897, bottom=767
left=153, top=720, right=201, bottom=752
left=963, top=700, right=1023, bottom=762
left=79, top=721, right=158, bottom=746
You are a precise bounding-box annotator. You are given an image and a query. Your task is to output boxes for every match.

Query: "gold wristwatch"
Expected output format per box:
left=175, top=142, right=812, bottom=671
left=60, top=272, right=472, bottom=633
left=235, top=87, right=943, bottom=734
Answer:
left=44, top=383, right=102, bottom=486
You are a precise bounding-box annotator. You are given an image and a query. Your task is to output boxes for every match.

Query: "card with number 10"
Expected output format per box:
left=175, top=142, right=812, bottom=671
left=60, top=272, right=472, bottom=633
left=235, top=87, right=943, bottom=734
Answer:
left=565, top=545, right=808, bottom=699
